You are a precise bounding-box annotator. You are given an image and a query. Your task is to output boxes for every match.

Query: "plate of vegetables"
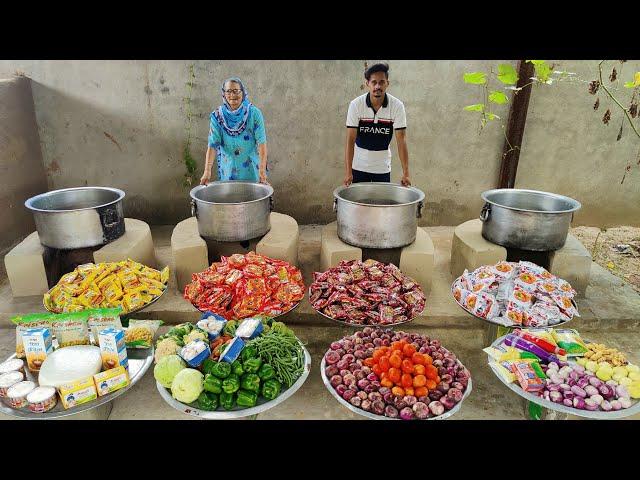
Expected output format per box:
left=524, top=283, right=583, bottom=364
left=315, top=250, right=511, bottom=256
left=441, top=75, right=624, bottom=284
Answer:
left=487, top=329, right=640, bottom=419
left=321, top=327, right=472, bottom=420
left=154, top=318, right=311, bottom=419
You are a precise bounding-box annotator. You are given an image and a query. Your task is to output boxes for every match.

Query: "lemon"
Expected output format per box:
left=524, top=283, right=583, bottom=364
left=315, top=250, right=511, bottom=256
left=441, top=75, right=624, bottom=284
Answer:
left=626, top=364, right=640, bottom=373
left=596, top=368, right=613, bottom=382
left=628, top=371, right=640, bottom=382
left=576, top=357, right=587, bottom=366
left=628, top=382, right=640, bottom=399
left=619, top=377, right=633, bottom=387
left=585, top=360, right=598, bottom=372
left=613, top=366, right=628, bottom=377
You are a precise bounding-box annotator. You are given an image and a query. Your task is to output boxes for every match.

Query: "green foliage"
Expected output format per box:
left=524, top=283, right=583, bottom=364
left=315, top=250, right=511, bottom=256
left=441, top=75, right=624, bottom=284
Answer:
left=527, top=60, right=552, bottom=83
left=497, top=64, right=518, bottom=85
left=464, top=103, right=485, bottom=112
left=463, top=72, right=487, bottom=84
left=489, top=91, right=508, bottom=104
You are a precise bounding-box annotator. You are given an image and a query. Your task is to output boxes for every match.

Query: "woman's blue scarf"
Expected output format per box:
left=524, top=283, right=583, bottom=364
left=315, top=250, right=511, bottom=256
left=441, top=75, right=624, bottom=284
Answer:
left=211, top=77, right=252, bottom=137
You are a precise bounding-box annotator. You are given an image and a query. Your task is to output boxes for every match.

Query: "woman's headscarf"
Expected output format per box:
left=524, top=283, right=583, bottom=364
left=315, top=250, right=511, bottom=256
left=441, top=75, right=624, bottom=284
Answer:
left=211, top=77, right=252, bottom=136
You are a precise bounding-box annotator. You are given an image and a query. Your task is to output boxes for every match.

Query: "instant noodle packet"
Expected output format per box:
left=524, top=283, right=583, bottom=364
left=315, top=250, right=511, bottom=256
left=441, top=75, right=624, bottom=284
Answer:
left=124, top=319, right=163, bottom=348
left=50, top=312, right=91, bottom=348
left=11, top=313, right=55, bottom=358
left=551, top=329, right=588, bottom=355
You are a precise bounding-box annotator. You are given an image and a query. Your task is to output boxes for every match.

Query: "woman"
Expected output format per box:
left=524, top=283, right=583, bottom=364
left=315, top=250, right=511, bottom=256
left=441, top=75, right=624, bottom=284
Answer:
left=200, top=77, right=269, bottom=184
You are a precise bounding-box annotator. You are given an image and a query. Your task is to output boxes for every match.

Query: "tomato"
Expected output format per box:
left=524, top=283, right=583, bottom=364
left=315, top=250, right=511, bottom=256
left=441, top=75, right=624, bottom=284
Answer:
left=372, top=349, right=386, bottom=361
left=404, top=387, right=415, bottom=396
left=380, top=378, right=394, bottom=388
left=389, top=355, right=402, bottom=369
left=401, top=359, right=414, bottom=374
left=391, top=341, right=404, bottom=352
left=401, top=373, right=413, bottom=389
left=363, top=357, right=376, bottom=367
left=392, top=386, right=405, bottom=397
left=414, top=386, right=428, bottom=398
left=412, top=352, right=426, bottom=365
left=413, top=364, right=426, bottom=375
left=423, top=354, right=433, bottom=365
left=435, top=376, right=441, bottom=384
left=425, top=364, right=438, bottom=380
left=379, top=356, right=391, bottom=372
left=413, top=374, right=427, bottom=388
left=402, top=343, right=417, bottom=357
left=372, top=364, right=383, bottom=377
left=388, top=367, right=401, bottom=384
left=425, top=379, right=437, bottom=390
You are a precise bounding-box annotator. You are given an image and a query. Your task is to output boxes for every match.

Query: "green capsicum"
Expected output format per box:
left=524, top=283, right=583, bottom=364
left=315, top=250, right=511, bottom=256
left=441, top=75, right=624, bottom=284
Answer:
left=203, top=374, right=223, bottom=394
left=240, top=345, right=258, bottom=362
left=236, top=389, right=258, bottom=408
left=210, top=361, right=231, bottom=379
left=219, top=391, right=235, bottom=410
left=243, top=357, right=262, bottom=374
left=257, top=363, right=275, bottom=381
left=222, top=373, right=241, bottom=394
left=223, top=320, right=238, bottom=337
left=261, top=379, right=281, bottom=401
left=202, top=358, right=218, bottom=376
left=231, top=360, right=244, bottom=376
left=240, top=373, right=261, bottom=393
left=197, top=391, right=218, bottom=411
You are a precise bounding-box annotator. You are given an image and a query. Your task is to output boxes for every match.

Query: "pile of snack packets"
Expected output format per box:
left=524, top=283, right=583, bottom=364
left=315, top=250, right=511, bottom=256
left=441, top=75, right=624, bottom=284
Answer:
left=183, top=252, right=305, bottom=320
left=452, top=261, right=579, bottom=327
left=309, top=259, right=426, bottom=325
left=44, top=259, right=170, bottom=314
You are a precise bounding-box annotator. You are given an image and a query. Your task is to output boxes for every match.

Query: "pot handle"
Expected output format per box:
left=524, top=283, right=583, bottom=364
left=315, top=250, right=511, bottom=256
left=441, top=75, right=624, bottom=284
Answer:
left=479, top=203, right=491, bottom=222
left=416, top=201, right=424, bottom=218
left=269, top=196, right=274, bottom=212
left=191, top=199, right=197, bottom=218
left=102, top=208, right=120, bottom=228
left=333, top=198, right=338, bottom=213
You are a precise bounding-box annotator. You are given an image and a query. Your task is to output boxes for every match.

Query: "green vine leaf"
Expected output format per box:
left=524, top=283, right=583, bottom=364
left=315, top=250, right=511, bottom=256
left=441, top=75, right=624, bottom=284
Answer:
left=463, top=72, right=487, bottom=85
left=464, top=103, right=485, bottom=112
left=487, top=113, right=500, bottom=120
left=528, top=60, right=552, bottom=83
left=624, top=72, right=640, bottom=88
left=497, top=64, right=518, bottom=85
left=489, top=91, right=508, bottom=104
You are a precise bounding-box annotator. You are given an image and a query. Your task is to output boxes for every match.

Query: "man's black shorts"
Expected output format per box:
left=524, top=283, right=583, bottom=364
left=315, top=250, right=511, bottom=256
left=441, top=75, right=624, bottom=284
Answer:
left=352, top=169, right=390, bottom=183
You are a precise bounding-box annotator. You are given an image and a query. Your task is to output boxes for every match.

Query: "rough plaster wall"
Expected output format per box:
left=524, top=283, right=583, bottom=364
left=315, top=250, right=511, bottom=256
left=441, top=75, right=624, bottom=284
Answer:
left=516, top=60, right=640, bottom=227
left=0, top=77, right=47, bottom=251
left=0, top=60, right=636, bottom=227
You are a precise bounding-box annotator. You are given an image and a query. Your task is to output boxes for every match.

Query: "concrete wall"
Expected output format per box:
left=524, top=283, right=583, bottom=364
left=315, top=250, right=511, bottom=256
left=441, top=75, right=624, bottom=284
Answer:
left=0, top=60, right=637, bottom=227
left=0, top=77, right=47, bottom=252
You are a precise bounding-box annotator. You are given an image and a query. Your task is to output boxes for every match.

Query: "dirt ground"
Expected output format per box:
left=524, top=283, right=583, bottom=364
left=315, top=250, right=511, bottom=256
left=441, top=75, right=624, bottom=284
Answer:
left=572, top=226, right=640, bottom=293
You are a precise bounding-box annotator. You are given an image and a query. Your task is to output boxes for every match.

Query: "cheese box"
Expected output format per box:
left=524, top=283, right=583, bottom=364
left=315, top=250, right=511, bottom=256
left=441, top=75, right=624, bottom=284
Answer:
left=58, top=377, right=98, bottom=409
left=93, top=366, right=130, bottom=396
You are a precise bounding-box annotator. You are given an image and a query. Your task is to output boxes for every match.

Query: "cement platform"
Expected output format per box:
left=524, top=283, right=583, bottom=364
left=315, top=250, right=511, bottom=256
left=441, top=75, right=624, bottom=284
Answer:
left=1, top=225, right=640, bottom=420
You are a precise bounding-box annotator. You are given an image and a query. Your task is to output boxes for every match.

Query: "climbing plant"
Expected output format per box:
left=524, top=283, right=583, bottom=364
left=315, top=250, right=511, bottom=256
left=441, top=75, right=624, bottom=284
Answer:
left=182, top=64, right=198, bottom=187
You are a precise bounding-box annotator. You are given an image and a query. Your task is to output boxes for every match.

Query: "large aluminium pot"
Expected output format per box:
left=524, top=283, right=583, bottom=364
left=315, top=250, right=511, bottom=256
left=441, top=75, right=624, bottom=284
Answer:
left=479, top=188, right=581, bottom=251
left=190, top=181, right=274, bottom=242
left=333, top=183, right=425, bottom=249
left=24, top=187, right=125, bottom=250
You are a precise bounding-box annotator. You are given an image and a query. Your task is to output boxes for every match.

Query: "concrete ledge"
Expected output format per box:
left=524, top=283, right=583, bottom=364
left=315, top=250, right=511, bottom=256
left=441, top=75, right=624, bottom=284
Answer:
left=256, top=212, right=299, bottom=266
left=400, top=227, right=435, bottom=293
left=4, top=232, right=48, bottom=297
left=171, top=217, right=209, bottom=293
left=450, top=219, right=507, bottom=279
left=93, top=218, right=156, bottom=269
left=548, top=233, right=592, bottom=297
left=320, top=222, right=361, bottom=271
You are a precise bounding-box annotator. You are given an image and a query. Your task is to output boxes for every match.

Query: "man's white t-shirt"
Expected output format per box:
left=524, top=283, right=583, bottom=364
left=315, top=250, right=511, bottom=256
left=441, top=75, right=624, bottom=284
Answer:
left=346, top=92, right=407, bottom=174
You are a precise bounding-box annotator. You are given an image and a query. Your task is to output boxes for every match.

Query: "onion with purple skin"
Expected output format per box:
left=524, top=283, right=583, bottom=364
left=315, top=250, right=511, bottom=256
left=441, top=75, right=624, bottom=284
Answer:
left=451, top=381, right=465, bottom=391
left=381, top=339, right=391, bottom=347
left=429, top=390, right=444, bottom=401
left=340, top=369, right=351, bottom=378
left=571, top=385, right=587, bottom=398
left=334, top=349, right=345, bottom=358
left=384, top=405, right=399, bottom=418
left=440, top=374, right=453, bottom=384
left=354, top=337, right=363, bottom=345
left=418, top=396, right=429, bottom=404
left=428, top=401, right=444, bottom=416
left=378, top=386, right=391, bottom=396
left=543, top=391, right=551, bottom=401
left=573, top=397, right=586, bottom=409
left=589, top=394, right=604, bottom=405
left=354, top=350, right=368, bottom=360
left=366, top=373, right=377, bottom=382
left=584, top=399, right=599, bottom=411
left=342, top=340, right=354, bottom=351
left=330, top=342, right=343, bottom=351
left=336, top=360, right=349, bottom=371
left=361, top=366, right=372, bottom=375
left=383, top=392, right=394, bottom=404
left=342, top=389, right=356, bottom=401
left=325, top=351, right=341, bottom=364
left=437, top=367, right=447, bottom=377
left=349, top=396, right=362, bottom=407
left=432, top=359, right=443, bottom=368
left=330, top=375, right=343, bottom=388
left=348, top=364, right=360, bottom=373
left=456, top=370, right=471, bottom=381
left=372, top=400, right=386, bottom=415
left=363, top=327, right=374, bottom=335
left=447, top=388, right=463, bottom=403
left=619, top=398, right=632, bottom=409
left=443, top=358, right=456, bottom=369
left=393, top=397, right=408, bottom=410
left=558, top=383, right=571, bottom=392
left=336, top=384, right=348, bottom=396
left=361, top=399, right=372, bottom=412
left=356, top=359, right=363, bottom=367
left=547, top=384, right=561, bottom=392
left=325, top=365, right=339, bottom=378
left=368, top=392, right=382, bottom=402
left=440, top=396, right=456, bottom=411
left=573, top=364, right=585, bottom=375
left=601, top=400, right=612, bottom=411
left=371, top=381, right=381, bottom=390
left=569, top=371, right=580, bottom=382
left=355, top=331, right=365, bottom=339
left=364, top=384, right=377, bottom=394
left=589, top=376, right=603, bottom=388
left=568, top=379, right=577, bottom=387
left=549, top=374, right=563, bottom=385
left=373, top=338, right=383, bottom=347
left=342, top=354, right=355, bottom=364
left=357, top=391, right=367, bottom=400
left=430, top=339, right=441, bottom=348
left=413, top=402, right=430, bottom=419
left=598, top=384, right=614, bottom=400
left=576, top=377, right=590, bottom=389
left=584, top=385, right=599, bottom=397
left=558, top=366, right=572, bottom=378
left=370, top=331, right=379, bottom=339
left=616, top=385, right=630, bottom=399
left=356, top=379, right=369, bottom=390
left=606, top=380, right=618, bottom=388
left=550, top=391, right=563, bottom=403
left=610, top=400, right=622, bottom=411
left=419, top=346, right=429, bottom=354
left=563, top=391, right=575, bottom=401
left=342, top=374, right=357, bottom=387
left=437, top=383, right=450, bottom=394
left=563, top=398, right=573, bottom=407
left=399, top=407, right=414, bottom=420
left=433, top=352, right=444, bottom=361
left=364, top=342, right=374, bottom=350
left=403, top=395, right=417, bottom=407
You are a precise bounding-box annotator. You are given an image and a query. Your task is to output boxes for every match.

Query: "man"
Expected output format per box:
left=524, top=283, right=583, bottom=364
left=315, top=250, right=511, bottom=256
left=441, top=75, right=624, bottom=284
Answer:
left=344, top=63, right=411, bottom=186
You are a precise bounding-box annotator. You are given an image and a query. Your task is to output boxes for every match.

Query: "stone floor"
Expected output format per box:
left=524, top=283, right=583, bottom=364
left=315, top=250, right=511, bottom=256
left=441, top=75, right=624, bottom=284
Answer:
left=1, top=225, right=640, bottom=420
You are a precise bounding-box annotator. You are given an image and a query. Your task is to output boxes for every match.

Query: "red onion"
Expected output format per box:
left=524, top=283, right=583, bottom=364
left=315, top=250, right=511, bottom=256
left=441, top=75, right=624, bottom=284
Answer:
left=330, top=342, right=342, bottom=351
left=366, top=373, right=377, bottom=382
left=584, top=385, right=598, bottom=397
left=403, top=395, right=417, bottom=407
left=342, top=374, right=356, bottom=387
left=610, top=400, right=622, bottom=411
left=428, top=401, right=444, bottom=416
left=601, top=400, right=612, bottom=411
left=361, top=399, right=372, bottom=411
left=342, top=389, right=356, bottom=401
left=589, top=394, right=604, bottom=405
left=563, top=398, right=573, bottom=407
left=372, top=400, right=386, bottom=415
left=381, top=339, right=391, bottom=346
left=440, top=396, right=456, bottom=411
left=430, top=339, right=441, bottom=348
left=437, top=383, right=450, bottom=394
left=357, top=391, right=368, bottom=400
left=417, top=395, right=429, bottom=404
left=368, top=392, right=383, bottom=402
left=373, top=338, right=383, bottom=347
left=447, top=388, right=463, bottom=403
left=412, top=402, right=430, bottom=419
left=364, top=384, right=377, bottom=394
left=584, top=398, right=599, bottom=411
left=378, top=386, right=391, bottom=396
left=563, top=391, right=575, bottom=401
left=356, top=379, right=369, bottom=390
left=571, top=385, right=587, bottom=397
left=393, top=397, right=408, bottom=410
left=399, top=407, right=415, bottom=420
left=363, top=327, right=374, bottom=335
left=588, top=376, right=603, bottom=388
left=325, top=351, right=340, bottom=364
left=576, top=377, right=590, bottom=389
left=384, top=405, right=399, bottom=418
left=361, top=366, right=372, bottom=375
left=354, top=350, right=367, bottom=359
left=339, top=369, right=351, bottom=377
left=330, top=375, right=342, bottom=387
left=336, top=384, right=348, bottom=396
left=325, top=365, right=339, bottom=378
left=349, top=396, right=362, bottom=407
left=440, top=374, right=453, bottom=384
left=342, top=354, right=355, bottom=364
left=429, top=390, right=444, bottom=401
left=598, top=384, right=614, bottom=400
left=558, top=383, right=571, bottom=391
left=419, top=346, right=429, bottom=354
left=549, top=391, right=563, bottom=403
left=383, top=392, right=394, bottom=403
left=547, top=384, right=560, bottom=392
left=348, top=364, right=359, bottom=373
left=573, top=397, right=586, bottom=409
